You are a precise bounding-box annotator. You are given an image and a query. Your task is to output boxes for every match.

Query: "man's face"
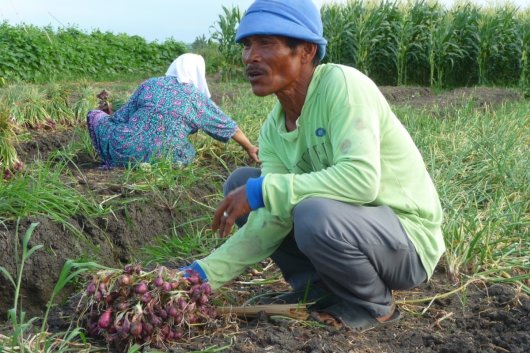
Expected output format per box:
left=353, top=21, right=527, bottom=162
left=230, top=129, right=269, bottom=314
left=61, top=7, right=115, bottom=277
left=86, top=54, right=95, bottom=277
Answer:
left=241, top=36, right=304, bottom=97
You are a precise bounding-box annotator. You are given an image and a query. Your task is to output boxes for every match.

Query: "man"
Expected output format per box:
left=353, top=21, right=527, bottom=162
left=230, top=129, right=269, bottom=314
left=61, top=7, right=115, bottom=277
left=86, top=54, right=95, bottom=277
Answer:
left=185, top=0, right=445, bottom=331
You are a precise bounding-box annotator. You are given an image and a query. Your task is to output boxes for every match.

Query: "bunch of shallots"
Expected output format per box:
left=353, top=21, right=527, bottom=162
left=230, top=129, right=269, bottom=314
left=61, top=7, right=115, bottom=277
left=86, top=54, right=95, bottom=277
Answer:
left=78, top=263, right=216, bottom=350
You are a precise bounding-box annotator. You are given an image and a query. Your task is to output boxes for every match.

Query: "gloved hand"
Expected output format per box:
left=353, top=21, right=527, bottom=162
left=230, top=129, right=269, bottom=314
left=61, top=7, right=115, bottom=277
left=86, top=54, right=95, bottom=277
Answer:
left=178, top=261, right=208, bottom=283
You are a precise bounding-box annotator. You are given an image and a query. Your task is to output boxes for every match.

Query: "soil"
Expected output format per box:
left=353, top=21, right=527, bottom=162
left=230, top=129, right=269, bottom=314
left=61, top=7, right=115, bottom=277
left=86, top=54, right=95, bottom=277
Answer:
left=0, top=86, right=528, bottom=353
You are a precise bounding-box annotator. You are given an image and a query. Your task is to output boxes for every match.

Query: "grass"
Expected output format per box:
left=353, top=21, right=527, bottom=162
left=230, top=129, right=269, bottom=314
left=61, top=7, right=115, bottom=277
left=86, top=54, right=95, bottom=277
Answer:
left=0, top=79, right=528, bottom=351
left=397, top=100, right=529, bottom=290
left=0, top=221, right=109, bottom=353
left=0, top=158, right=109, bottom=234
left=141, top=223, right=226, bottom=266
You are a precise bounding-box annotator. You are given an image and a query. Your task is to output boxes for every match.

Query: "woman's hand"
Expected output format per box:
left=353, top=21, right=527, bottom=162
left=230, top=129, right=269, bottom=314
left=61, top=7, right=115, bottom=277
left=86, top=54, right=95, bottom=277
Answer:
left=97, top=90, right=113, bottom=114
left=97, top=100, right=113, bottom=114
left=246, top=145, right=261, bottom=164
left=212, top=186, right=251, bottom=237
left=232, top=128, right=260, bottom=164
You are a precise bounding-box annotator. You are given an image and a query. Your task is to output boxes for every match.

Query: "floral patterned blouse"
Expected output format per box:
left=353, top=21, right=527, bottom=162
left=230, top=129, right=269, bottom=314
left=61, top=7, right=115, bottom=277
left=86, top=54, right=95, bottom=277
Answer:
left=87, top=76, right=237, bottom=167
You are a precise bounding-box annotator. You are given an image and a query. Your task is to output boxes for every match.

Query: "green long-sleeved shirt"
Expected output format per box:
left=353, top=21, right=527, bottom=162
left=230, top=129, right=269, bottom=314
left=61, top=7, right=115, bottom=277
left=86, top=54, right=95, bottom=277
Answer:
left=198, top=64, right=445, bottom=289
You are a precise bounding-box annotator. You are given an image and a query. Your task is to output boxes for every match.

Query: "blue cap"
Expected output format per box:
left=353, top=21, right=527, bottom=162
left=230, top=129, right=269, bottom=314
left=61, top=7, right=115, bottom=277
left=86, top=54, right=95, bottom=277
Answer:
left=235, top=0, right=327, bottom=60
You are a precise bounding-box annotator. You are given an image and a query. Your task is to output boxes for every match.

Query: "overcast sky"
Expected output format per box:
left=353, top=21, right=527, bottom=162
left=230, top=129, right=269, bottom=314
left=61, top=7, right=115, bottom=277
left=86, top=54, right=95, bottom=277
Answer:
left=1, top=0, right=527, bottom=43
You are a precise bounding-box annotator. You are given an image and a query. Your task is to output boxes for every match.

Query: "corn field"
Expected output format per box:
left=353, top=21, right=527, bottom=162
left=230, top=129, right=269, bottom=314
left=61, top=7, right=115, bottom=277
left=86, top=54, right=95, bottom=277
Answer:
left=321, top=0, right=529, bottom=88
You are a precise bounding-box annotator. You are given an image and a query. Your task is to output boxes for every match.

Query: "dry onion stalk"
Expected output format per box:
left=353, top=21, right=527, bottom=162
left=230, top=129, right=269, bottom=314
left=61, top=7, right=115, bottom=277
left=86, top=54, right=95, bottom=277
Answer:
left=77, top=263, right=216, bottom=351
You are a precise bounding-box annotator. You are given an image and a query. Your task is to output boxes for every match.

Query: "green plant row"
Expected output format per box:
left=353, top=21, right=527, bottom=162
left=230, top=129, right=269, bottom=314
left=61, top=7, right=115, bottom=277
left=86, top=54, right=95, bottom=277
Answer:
left=3, top=1, right=529, bottom=89
left=0, top=21, right=187, bottom=83
left=321, top=0, right=529, bottom=88
left=205, top=1, right=529, bottom=88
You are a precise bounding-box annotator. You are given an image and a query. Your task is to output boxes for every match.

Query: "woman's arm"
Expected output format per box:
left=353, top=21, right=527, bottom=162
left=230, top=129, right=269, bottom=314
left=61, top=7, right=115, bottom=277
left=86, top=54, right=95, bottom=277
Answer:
left=232, top=128, right=260, bottom=164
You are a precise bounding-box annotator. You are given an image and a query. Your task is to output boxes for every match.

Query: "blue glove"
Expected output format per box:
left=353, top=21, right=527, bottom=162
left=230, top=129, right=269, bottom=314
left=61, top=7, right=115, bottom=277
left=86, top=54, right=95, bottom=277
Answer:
left=179, top=261, right=208, bottom=282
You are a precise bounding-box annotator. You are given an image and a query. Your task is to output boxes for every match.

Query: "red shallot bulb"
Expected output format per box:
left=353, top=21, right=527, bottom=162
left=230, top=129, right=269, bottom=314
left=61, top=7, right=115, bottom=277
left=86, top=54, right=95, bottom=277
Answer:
left=98, top=309, right=112, bottom=329
left=134, top=282, right=148, bottom=295
left=86, top=281, right=96, bottom=295
left=154, top=276, right=164, bottom=287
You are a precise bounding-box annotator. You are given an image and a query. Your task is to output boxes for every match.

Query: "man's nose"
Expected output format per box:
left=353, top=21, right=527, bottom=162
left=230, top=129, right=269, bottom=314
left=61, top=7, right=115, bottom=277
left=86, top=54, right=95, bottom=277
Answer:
left=243, top=45, right=260, bottom=64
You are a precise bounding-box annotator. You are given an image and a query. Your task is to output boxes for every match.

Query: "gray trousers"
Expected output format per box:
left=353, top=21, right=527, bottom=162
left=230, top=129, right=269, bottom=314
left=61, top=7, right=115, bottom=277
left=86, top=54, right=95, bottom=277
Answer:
left=224, top=167, right=427, bottom=318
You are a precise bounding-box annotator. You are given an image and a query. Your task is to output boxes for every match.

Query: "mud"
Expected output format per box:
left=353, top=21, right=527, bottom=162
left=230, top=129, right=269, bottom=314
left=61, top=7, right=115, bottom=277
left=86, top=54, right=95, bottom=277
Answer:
left=0, top=86, right=527, bottom=353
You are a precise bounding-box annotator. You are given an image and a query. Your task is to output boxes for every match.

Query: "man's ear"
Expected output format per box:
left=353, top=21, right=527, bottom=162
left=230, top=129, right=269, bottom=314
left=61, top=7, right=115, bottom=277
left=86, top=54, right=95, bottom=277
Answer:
left=301, top=42, right=318, bottom=64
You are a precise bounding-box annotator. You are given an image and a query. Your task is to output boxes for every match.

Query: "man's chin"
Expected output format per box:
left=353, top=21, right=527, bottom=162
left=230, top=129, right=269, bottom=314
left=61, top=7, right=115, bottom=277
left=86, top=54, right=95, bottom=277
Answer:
left=250, top=85, right=272, bottom=97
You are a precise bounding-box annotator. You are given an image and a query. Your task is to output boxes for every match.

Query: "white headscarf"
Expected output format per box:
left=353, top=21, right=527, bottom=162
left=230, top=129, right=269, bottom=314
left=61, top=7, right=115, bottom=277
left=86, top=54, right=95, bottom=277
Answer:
left=165, top=53, right=211, bottom=98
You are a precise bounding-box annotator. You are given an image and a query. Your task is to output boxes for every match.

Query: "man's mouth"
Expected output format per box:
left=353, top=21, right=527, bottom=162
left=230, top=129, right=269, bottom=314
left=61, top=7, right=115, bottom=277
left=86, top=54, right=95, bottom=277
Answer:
left=246, top=67, right=265, bottom=80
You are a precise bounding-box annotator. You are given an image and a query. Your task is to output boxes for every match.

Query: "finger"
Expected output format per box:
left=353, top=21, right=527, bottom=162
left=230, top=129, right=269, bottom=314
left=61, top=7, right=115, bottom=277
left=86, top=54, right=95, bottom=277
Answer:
left=212, top=204, right=227, bottom=232
left=221, top=213, right=234, bottom=237
left=211, top=214, right=220, bottom=232
left=218, top=209, right=233, bottom=237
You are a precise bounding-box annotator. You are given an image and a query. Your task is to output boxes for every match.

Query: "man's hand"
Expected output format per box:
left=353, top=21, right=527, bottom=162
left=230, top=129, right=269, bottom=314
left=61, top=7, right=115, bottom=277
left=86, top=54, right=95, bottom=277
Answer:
left=178, top=261, right=208, bottom=283
left=212, top=185, right=251, bottom=237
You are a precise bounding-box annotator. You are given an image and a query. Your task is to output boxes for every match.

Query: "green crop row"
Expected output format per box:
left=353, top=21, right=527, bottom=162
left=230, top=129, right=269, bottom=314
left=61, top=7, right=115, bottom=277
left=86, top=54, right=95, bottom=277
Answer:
left=321, top=0, right=529, bottom=88
left=0, top=22, right=187, bottom=83
left=2, top=1, right=528, bottom=89
left=208, top=0, right=529, bottom=89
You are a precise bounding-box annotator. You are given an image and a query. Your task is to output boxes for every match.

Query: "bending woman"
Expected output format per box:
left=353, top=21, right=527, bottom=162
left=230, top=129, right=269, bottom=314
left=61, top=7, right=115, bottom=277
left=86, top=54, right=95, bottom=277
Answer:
left=87, top=53, right=259, bottom=168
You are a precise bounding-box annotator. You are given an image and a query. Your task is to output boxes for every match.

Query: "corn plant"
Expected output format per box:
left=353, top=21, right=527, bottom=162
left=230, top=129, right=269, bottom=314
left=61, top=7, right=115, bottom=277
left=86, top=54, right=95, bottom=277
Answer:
left=210, top=6, right=243, bottom=81
left=490, top=6, right=523, bottom=86
left=366, top=0, right=400, bottom=84
left=321, top=3, right=357, bottom=66
left=476, top=5, right=521, bottom=85
left=445, top=2, right=481, bottom=86
left=343, top=0, right=393, bottom=76
left=517, top=8, right=530, bottom=90
left=426, top=10, right=467, bottom=87
left=392, top=1, right=431, bottom=86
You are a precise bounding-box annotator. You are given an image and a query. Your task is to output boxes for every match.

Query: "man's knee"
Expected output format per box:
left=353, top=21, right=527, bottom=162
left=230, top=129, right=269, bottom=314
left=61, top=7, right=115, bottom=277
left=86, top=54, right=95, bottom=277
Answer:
left=293, top=198, right=374, bottom=255
left=223, top=167, right=261, bottom=196
left=293, top=198, right=332, bottom=254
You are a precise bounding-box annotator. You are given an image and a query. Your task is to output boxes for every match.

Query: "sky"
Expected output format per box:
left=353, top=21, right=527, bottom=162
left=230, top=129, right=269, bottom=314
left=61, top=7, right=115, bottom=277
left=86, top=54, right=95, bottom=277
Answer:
left=1, top=0, right=528, bottom=44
